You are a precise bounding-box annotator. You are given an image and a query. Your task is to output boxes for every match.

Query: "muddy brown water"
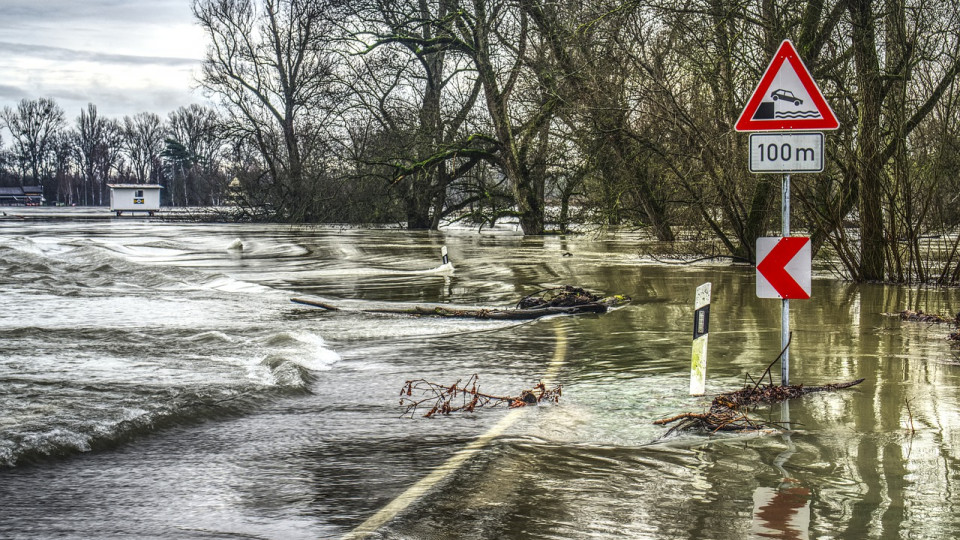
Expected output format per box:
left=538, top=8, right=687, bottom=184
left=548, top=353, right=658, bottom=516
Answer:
left=1, top=212, right=958, bottom=539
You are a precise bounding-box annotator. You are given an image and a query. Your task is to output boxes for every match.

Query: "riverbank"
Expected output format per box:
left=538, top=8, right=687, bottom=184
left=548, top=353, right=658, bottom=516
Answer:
left=0, top=206, right=235, bottom=221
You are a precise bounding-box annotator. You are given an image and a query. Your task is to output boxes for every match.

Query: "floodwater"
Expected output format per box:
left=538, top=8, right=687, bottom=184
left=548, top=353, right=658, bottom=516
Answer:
left=2, top=210, right=960, bottom=539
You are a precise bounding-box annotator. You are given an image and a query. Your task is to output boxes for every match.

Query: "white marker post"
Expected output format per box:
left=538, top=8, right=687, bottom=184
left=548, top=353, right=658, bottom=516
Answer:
left=690, top=282, right=711, bottom=396
left=436, top=245, right=454, bottom=275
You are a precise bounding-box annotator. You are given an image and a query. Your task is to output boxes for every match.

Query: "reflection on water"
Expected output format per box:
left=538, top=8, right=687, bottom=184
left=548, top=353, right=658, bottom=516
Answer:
left=751, top=483, right=811, bottom=539
left=1, top=212, right=960, bottom=538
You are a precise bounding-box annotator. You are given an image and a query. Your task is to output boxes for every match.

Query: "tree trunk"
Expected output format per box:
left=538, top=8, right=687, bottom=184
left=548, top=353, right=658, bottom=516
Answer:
left=848, top=0, right=887, bottom=281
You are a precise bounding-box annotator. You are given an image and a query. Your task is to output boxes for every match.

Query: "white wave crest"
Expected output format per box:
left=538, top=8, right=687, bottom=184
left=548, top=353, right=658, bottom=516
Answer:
left=258, top=331, right=340, bottom=383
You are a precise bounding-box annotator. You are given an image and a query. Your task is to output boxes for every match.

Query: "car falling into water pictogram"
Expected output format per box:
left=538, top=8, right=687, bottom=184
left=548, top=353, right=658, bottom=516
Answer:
left=770, top=89, right=803, bottom=106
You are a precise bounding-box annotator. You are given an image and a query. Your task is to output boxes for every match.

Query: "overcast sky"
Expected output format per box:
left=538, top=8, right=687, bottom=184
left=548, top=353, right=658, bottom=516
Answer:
left=0, top=0, right=209, bottom=122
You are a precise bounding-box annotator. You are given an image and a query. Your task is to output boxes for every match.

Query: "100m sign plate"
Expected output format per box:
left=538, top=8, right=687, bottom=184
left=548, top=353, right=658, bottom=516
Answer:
left=749, top=132, right=824, bottom=173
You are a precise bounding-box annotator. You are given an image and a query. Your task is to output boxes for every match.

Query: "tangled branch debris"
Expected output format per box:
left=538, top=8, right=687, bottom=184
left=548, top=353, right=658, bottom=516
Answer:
left=517, top=286, right=605, bottom=309
left=654, top=341, right=865, bottom=438
left=400, top=374, right=561, bottom=418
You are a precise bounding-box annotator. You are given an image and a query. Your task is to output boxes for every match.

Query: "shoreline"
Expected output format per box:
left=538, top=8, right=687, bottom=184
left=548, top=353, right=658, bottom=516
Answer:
left=0, top=206, right=231, bottom=221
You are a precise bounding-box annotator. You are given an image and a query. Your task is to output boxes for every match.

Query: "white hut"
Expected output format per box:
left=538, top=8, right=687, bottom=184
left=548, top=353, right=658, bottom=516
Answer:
left=108, top=184, right=162, bottom=216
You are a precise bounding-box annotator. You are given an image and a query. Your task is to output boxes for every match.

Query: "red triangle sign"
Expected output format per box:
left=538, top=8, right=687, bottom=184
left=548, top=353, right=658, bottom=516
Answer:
left=736, top=40, right=838, bottom=132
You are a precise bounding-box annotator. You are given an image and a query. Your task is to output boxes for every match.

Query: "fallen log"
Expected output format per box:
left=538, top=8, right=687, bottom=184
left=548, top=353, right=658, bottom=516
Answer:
left=291, top=285, right=630, bottom=320
left=291, top=297, right=612, bottom=319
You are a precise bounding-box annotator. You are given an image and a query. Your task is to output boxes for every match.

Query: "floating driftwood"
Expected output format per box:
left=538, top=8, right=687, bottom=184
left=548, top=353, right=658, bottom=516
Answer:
left=399, top=374, right=561, bottom=418
left=292, top=286, right=630, bottom=320
left=655, top=343, right=864, bottom=437
left=891, top=309, right=959, bottom=325
left=887, top=309, right=960, bottom=344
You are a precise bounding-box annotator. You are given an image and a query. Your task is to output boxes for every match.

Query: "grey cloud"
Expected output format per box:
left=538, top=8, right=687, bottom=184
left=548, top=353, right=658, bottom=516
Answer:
left=2, top=0, right=189, bottom=26
left=0, top=0, right=206, bottom=118
left=2, top=84, right=207, bottom=120
left=0, top=84, right=29, bottom=99
left=0, top=41, right=200, bottom=67
left=0, top=84, right=102, bottom=114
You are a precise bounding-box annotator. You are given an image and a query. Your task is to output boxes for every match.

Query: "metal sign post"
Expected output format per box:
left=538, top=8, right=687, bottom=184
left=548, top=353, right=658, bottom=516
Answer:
left=781, top=174, right=790, bottom=386
left=739, top=40, right=837, bottom=387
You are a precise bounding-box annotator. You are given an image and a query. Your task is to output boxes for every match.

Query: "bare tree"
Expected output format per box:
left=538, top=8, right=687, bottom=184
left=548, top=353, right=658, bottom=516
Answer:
left=1, top=97, right=66, bottom=191
left=612, top=0, right=847, bottom=260
left=521, top=0, right=678, bottom=240
left=75, top=104, right=123, bottom=205
left=165, top=104, right=224, bottom=206
left=838, top=0, right=960, bottom=281
left=193, top=0, right=343, bottom=221
left=122, top=112, right=166, bottom=185
left=349, top=0, right=488, bottom=229
left=50, top=130, right=75, bottom=205
left=370, top=0, right=562, bottom=234
left=782, top=0, right=960, bottom=282
left=181, top=0, right=960, bottom=282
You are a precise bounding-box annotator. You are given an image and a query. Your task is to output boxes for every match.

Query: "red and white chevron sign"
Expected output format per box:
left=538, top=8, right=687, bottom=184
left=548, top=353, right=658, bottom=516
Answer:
left=756, top=237, right=811, bottom=299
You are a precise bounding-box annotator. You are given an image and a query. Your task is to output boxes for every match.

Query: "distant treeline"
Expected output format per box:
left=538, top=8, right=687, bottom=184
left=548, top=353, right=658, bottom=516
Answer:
left=4, top=0, right=960, bottom=284
left=0, top=100, right=230, bottom=209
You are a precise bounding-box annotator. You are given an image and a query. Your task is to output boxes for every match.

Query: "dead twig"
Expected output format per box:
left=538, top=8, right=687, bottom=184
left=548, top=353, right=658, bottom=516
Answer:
left=400, top=374, right=562, bottom=418
left=905, top=397, right=916, bottom=435
left=749, top=334, right=793, bottom=394
left=654, top=340, right=865, bottom=437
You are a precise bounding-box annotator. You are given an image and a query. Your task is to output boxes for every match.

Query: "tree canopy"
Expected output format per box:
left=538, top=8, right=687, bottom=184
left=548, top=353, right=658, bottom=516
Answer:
left=4, top=0, right=960, bottom=284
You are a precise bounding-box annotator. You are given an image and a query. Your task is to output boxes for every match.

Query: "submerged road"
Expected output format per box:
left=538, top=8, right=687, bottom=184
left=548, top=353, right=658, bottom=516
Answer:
left=345, top=321, right=568, bottom=539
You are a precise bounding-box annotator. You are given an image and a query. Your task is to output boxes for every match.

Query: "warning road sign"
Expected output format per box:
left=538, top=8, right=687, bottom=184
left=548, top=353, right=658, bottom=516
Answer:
left=736, top=40, right=838, bottom=132
left=756, top=237, right=811, bottom=299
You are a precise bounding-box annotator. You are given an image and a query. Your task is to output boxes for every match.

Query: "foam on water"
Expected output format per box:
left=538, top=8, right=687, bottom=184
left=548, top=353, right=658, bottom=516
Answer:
left=258, top=331, right=341, bottom=373
left=201, top=275, right=276, bottom=294
left=0, top=227, right=349, bottom=468
left=0, top=384, right=269, bottom=467
left=185, top=330, right=235, bottom=344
